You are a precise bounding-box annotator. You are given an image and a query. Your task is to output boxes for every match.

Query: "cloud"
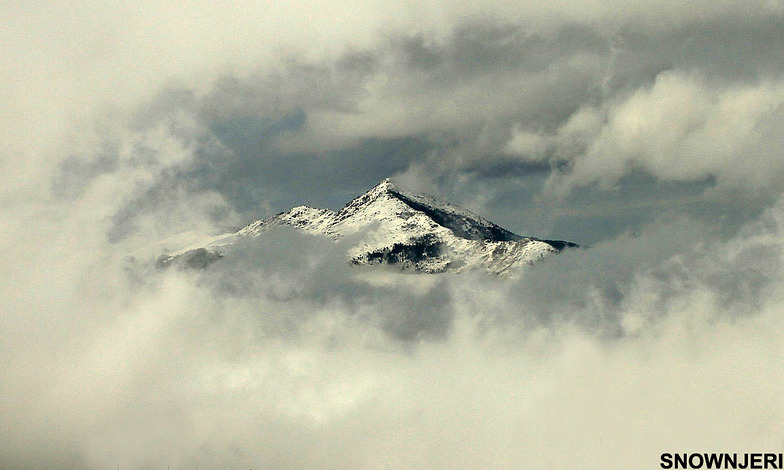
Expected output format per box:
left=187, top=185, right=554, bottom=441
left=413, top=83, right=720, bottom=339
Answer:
left=551, top=72, right=784, bottom=193
left=4, top=2, right=784, bottom=468
left=33, top=15, right=784, bottom=242
left=4, top=197, right=784, bottom=467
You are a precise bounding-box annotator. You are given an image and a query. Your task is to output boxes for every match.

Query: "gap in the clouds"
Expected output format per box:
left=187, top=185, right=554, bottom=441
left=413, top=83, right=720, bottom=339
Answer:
left=186, top=134, right=435, bottom=222
left=409, top=168, right=725, bottom=247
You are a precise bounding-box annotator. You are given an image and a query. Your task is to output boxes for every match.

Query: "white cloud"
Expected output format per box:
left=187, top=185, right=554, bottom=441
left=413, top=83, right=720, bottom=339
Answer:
left=542, top=72, right=784, bottom=194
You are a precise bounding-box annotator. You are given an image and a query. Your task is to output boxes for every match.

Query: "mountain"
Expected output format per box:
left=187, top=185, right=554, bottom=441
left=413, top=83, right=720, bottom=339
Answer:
left=153, top=178, right=577, bottom=275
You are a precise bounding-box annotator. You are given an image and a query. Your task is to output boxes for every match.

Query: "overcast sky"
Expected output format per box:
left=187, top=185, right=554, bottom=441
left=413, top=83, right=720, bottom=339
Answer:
left=3, top=1, right=784, bottom=468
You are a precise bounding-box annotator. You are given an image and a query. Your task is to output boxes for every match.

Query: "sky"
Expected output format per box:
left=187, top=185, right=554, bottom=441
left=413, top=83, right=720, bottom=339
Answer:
left=3, top=1, right=784, bottom=468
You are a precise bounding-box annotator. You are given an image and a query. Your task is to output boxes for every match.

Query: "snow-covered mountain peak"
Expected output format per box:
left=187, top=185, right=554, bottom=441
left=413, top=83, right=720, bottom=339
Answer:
left=374, top=177, right=395, bottom=192
left=337, top=178, right=399, bottom=214
left=153, top=178, right=578, bottom=275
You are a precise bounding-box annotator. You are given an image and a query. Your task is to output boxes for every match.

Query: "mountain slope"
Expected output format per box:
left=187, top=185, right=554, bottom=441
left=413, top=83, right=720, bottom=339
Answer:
left=154, top=178, right=577, bottom=274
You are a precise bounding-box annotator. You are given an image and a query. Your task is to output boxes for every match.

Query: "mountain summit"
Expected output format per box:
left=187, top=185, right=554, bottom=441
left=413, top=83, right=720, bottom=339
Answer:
left=155, top=179, right=577, bottom=274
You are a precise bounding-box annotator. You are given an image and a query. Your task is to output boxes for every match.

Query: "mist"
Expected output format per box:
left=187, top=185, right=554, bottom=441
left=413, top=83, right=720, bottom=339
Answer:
left=3, top=1, right=784, bottom=468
